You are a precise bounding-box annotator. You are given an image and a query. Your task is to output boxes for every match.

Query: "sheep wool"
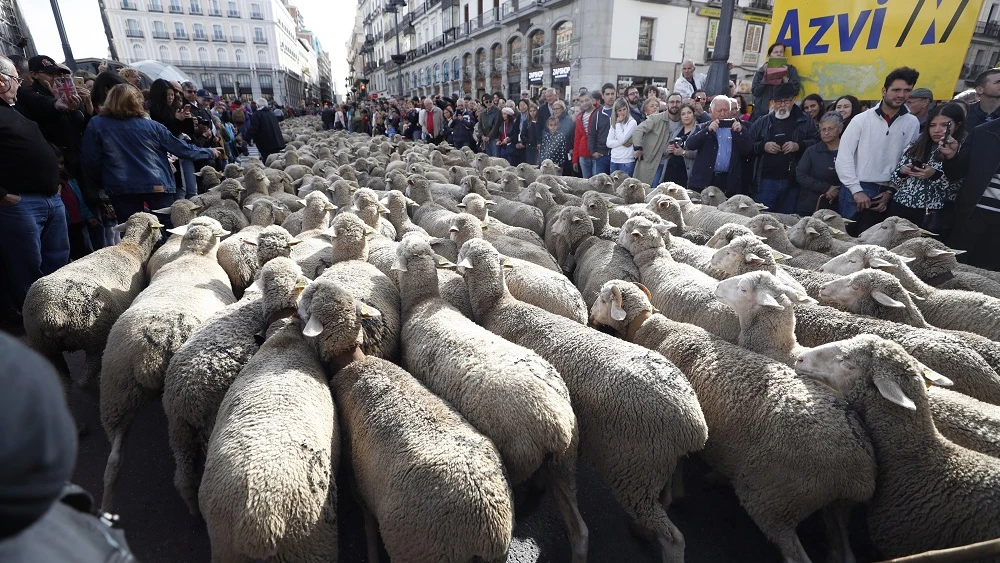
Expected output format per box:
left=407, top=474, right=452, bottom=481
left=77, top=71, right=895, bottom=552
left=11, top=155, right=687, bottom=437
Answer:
left=457, top=238, right=707, bottom=563
left=796, top=335, right=1000, bottom=560
left=890, top=237, right=1000, bottom=298
left=549, top=206, right=640, bottom=307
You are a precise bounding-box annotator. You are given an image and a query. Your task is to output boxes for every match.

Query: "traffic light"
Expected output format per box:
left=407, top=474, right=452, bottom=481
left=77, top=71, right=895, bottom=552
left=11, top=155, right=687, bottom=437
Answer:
left=359, top=82, right=367, bottom=94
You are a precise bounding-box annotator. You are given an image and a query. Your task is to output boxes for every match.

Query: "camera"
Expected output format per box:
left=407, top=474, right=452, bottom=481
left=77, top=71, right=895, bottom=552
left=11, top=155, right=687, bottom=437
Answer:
left=718, top=118, right=735, bottom=128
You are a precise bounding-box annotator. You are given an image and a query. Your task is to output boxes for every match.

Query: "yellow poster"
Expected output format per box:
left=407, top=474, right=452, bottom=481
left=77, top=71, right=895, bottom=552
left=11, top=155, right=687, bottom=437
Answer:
left=768, top=0, right=984, bottom=100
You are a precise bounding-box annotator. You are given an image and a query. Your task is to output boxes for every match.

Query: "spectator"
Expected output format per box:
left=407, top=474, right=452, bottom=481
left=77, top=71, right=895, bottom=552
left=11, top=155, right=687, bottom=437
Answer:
left=520, top=102, right=539, bottom=165
left=662, top=102, right=700, bottom=186
left=334, top=105, right=346, bottom=130
left=953, top=88, right=979, bottom=104
left=751, top=42, right=801, bottom=121
left=118, top=66, right=141, bottom=88
left=387, top=106, right=400, bottom=136
left=479, top=94, right=501, bottom=156
left=836, top=67, right=921, bottom=234
left=906, top=88, right=935, bottom=133
left=539, top=116, right=569, bottom=170
left=691, top=90, right=712, bottom=123
left=82, top=85, right=219, bottom=223
left=685, top=95, right=753, bottom=196
left=89, top=71, right=128, bottom=112
left=496, top=106, right=519, bottom=164
left=321, top=103, right=335, bottom=130
left=451, top=98, right=476, bottom=150
left=588, top=83, right=616, bottom=176
left=735, top=93, right=751, bottom=121
left=551, top=100, right=575, bottom=175
left=940, top=97, right=1000, bottom=269
left=748, top=82, right=820, bottom=214
left=0, top=55, right=68, bottom=314
left=965, top=68, right=1000, bottom=130
left=571, top=92, right=595, bottom=178
left=53, top=145, right=102, bottom=259
left=886, top=103, right=966, bottom=238
left=536, top=88, right=558, bottom=141
left=833, top=95, right=862, bottom=132
left=802, top=93, right=824, bottom=126
left=513, top=99, right=531, bottom=164
left=643, top=85, right=658, bottom=100
left=673, top=60, right=707, bottom=100
left=606, top=98, right=637, bottom=176
left=7, top=54, right=30, bottom=87
left=421, top=98, right=445, bottom=144
left=625, top=86, right=645, bottom=124
left=796, top=112, right=844, bottom=215
left=243, top=97, right=284, bottom=163
left=633, top=95, right=681, bottom=187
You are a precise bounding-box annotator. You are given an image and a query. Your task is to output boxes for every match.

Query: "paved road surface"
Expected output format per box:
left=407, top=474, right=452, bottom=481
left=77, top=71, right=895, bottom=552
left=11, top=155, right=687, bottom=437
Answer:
left=57, top=347, right=881, bottom=563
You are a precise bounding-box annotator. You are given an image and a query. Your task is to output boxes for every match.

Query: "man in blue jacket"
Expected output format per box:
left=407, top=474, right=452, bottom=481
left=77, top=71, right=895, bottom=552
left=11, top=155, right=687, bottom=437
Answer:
left=685, top=95, right=754, bottom=196
left=588, top=84, right=616, bottom=175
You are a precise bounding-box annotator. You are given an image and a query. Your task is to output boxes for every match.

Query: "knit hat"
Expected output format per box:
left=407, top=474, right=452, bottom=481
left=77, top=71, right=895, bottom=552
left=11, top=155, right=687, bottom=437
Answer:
left=501, top=107, right=515, bottom=116
left=0, top=333, right=78, bottom=539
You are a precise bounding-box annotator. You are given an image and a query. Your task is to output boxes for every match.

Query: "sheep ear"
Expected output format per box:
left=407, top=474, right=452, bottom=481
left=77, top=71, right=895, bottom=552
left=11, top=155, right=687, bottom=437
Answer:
left=771, top=251, right=793, bottom=262
left=756, top=203, right=767, bottom=210
left=897, top=255, right=915, bottom=263
left=871, top=290, right=906, bottom=308
left=391, top=256, right=407, bottom=272
left=610, top=285, right=627, bottom=321
left=763, top=224, right=778, bottom=232
left=745, top=253, right=766, bottom=265
left=756, top=292, right=785, bottom=310
left=456, top=202, right=467, bottom=208
left=500, top=258, right=514, bottom=271
left=111, top=223, right=128, bottom=233
left=897, top=224, right=919, bottom=233
left=167, top=225, right=189, bottom=236
left=287, top=238, right=302, bottom=247
left=869, top=257, right=895, bottom=268
left=297, top=199, right=307, bottom=205
left=152, top=207, right=172, bottom=214
left=434, top=255, right=457, bottom=270
left=828, top=227, right=844, bottom=235
left=653, top=221, right=677, bottom=233
left=925, top=247, right=956, bottom=258
left=485, top=200, right=496, bottom=206
left=917, top=362, right=954, bottom=387
left=907, top=290, right=925, bottom=302
left=873, top=376, right=916, bottom=410
left=805, top=226, right=819, bottom=236
left=243, top=239, right=258, bottom=246
left=356, top=301, right=382, bottom=319
left=302, top=315, right=324, bottom=337
left=251, top=277, right=265, bottom=292
left=738, top=202, right=749, bottom=209
left=244, top=204, right=254, bottom=211
left=457, top=257, right=474, bottom=269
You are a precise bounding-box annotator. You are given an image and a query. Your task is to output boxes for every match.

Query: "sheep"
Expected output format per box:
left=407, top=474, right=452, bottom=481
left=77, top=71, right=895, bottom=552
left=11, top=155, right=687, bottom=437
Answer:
left=23, top=213, right=164, bottom=390
left=746, top=214, right=833, bottom=270
left=891, top=237, right=1000, bottom=298
left=520, top=182, right=566, bottom=241
left=151, top=198, right=201, bottom=229
left=449, top=213, right=559, bottom=272
left=199, top=294, right=337, bottom=563
left=716, top=194, right=761, bottom=217
left=457, top=193, right=545, bottom=247
left=394, top=237, right=587, bottom=560
left=820, top=245, right=1000, bottom=341
left=709, top=234, right=816, bottom=298
left=795, top=335, right=1000, bottom=559
left=485, top=187, right=546, bottom=237
left=238, top=167, right=274, bottom=212
left=282, top=190, right=336, bottom=236
left=329, top=353, right=515, bottom=563
left=200, top=179, right=249, bottom=234
left=147, top=201, right=204, bottom=277
left=407, top=176, right=459, bottom=236
left=646, top=195, right=712, bottom=245
left=217, top=200, right=292, bottom=297
left=380, top=190, right=427, bottom=240
left=253, top=225, right=300, bottom=268
left=615, top=177, right=646, bottom=204
left=162, top=257, right=309, bottom=515
left=592, top=280, right=875, bottom=563
left=548, top=206, right=640, bottom=307
left=787, top=217, right=855, bottom=255
left=581, top=191, right=621, bottom=241
left=352, top=187, right=397, bottom=240
left=316, top=213, right=400, bottom=360
left=618, top=216, right=741, bottom=343
left=818, top=269, right=928, bottom=327
left=856, top=215, right=929, bottom=247
left=698, top=185, right=727, bottom=206
left=99, top=218, right=236, bottom=512
left=195, top=165, right=223, bottom=188
left=811, top=209, right=855, bottom=240
left=457, top=238, right=708, bottom=563
left=720, top=271, right=1000, bottom=406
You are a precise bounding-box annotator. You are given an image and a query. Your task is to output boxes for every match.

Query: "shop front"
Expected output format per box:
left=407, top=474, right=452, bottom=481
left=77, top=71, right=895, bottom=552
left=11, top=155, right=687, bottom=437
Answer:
left=528, top=69, right=543, bottom=100
left=616, top=75, right=671, bottom=95
left=551, top=64, right=571, bottom=102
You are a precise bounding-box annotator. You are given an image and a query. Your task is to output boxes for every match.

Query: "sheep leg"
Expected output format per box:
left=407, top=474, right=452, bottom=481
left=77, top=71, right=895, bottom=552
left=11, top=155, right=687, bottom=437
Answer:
left=168, top=418, right=202, bottom=517
left=615, top=477, right=685, bottom=563
left=79, top=350, right=103, bottom=393
left=741, top=495, right=813, bottom=563
left=99, top=376, right=150, bottom=513
left=544, top=459, right=589, bottom=563
left=822, top=501, right=856, bottom=563
left=362, top=505, right=380, bottom=563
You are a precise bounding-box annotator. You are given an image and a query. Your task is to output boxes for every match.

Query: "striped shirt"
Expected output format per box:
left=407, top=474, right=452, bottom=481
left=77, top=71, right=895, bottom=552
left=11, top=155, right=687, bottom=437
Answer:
left=978, top=172, right=1000, bottom=213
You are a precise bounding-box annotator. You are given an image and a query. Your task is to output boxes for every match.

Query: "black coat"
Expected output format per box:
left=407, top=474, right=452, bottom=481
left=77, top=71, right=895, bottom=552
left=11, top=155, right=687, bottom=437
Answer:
left=748, top=105, right=820, bottom=189
left=247, top=108, right=286, bottom=156
left=684, top=121, right=753, bottom=196
left=944, top=119, right=1000, bottom=222
left=795, top=142, right=840, bottom=216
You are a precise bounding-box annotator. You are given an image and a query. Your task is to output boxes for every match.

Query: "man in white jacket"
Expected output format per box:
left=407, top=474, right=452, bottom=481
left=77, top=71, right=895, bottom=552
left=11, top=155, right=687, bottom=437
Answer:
left=673, top=60, right=707, bottom=100
left=835, top=67, right=921, bottom=233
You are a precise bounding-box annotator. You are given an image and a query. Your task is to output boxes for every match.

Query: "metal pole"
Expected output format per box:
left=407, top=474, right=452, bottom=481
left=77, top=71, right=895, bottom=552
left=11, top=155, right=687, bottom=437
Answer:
left=49, top=0, right=77, bottom=70
left=96, top=0, right=120, bottom=62
left=704, top=0, right=735, bottom=98
left=394, top=8, right=403, bottom=97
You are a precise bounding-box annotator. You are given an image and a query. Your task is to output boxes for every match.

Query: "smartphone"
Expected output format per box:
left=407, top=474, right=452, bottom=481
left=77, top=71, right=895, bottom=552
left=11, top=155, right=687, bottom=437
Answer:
left=51, top=76, right=78, bottom=105
left=73, top=76, right=85, bottom=89
left=911, top=159, right=926, bottom=169
left=719, top=118, right=735, bottom=128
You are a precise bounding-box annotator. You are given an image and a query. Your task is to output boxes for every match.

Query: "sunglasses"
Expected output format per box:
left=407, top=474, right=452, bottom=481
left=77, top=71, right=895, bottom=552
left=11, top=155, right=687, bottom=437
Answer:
left=694, top=97, right=705, bottom=102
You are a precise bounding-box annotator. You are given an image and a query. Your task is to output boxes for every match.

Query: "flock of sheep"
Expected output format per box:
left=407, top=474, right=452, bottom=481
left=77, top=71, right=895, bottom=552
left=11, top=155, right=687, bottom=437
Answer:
left=20, top=114, right=1000, bottom=563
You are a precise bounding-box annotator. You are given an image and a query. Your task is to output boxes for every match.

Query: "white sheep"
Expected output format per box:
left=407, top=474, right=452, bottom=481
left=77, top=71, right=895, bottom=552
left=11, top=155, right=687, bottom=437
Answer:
left=746, top=214, right=832, bottom=270
left=99, top=218, right=235, bottom=512
left=891, top=237, right=1000, bottom=298
left=796, top=335, right=1000, bottom=559
left=787, top=216, right=855, bottom=256
left=147, top=201, right=203, bottom=277
left=217, top=199, right=291, bottom=298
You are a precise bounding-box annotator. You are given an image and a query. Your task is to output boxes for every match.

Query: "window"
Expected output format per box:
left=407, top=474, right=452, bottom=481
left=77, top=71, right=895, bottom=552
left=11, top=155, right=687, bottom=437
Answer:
left=126, top=18, right=142, bottom=38
left=554, top=22, right=572, bottom=62
left=158, top=45, right=170, bottom=60
left=637, top=17, right=654, bottom=60
left=228, top=0, right=239, bottom=17
left=179, top=46, right=190, bottom=63
left=418, top=68, right=424, bottom=87
left=259, top=74, right=273, bottom=89
left=529, top=31, right=544, bottom=66
left=231, top=25, right=243, bottom=41
left=132, top=43, right=144, bottom=60
left=212, top=24, right=224, bottom=40
left=476, top=49, right=487, bottom=77
left=236, top=73, right=251, bottom=89
left=219, top=73, right=234, bottom=87
left=250, top=2, right=262, bottom=19
left=463, top=53, right=472, bottom=80
left=190, top=0, right=201, bottom=14
left=149, top=0, right=163, bottom=10
left=209, top=0, right=221, bottom=15
left=508, top=36, right=522, bottom=68
left=253, top=27, right=265, bottom=43
left=152, top=20, right=168, bottom=38
left=234, top=48, right=244, bottom=62
left=257, top=49, right=268, bottom=65
left=443, top=59, right=449, bottom=81
left=198, top=46, right=209, bottom=62
left=201, top=73, right=216, bottom=88
left=193, top=23, right=206, bottom=39
left=491, top=44, right=502, bottom=73
left=169, top=0, right=182, bottom=13
left=742, top=23, right=764, bottom=66
left=217, top=48, right=228, bottom=62
left=452, top=57, right=460, bottom=80
left=434, top=64, right=441, bottom=83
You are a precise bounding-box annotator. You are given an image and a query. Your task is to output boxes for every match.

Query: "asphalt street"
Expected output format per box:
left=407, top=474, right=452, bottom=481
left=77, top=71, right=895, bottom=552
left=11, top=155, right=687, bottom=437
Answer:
left=54, top=348, right=884, bottom=563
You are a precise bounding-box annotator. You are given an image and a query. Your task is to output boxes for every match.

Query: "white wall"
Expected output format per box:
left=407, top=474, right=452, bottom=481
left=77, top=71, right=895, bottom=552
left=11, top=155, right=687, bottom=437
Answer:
left=609, top=0, right=686, bottom=61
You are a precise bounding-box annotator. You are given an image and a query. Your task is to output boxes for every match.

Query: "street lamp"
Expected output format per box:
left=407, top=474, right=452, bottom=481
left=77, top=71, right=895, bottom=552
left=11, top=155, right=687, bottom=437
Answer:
left=385, top=0, right=407, bottom=98
left=705, top=0, right=735, bottom=97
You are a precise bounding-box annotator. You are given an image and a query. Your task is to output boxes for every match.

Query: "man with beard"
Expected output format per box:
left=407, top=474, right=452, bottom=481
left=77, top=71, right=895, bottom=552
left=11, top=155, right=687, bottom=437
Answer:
left=632, top=93, right=683, bottom=186
left=626, top=86, right=644, bottom=124
left=836, top=67, right=921, bottom=233
left=748, top=82, right=819, bottom=213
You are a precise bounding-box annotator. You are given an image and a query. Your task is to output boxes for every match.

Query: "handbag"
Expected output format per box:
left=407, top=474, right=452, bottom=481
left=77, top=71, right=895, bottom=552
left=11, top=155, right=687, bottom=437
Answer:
left=922, top=202, right=955, bottom=235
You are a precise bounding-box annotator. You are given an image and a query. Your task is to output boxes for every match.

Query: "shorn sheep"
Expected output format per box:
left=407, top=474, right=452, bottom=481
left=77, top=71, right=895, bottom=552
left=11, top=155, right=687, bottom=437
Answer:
left=458, top=237, right=708, bottom=563
left=796, top=335, right=1000, bottom=560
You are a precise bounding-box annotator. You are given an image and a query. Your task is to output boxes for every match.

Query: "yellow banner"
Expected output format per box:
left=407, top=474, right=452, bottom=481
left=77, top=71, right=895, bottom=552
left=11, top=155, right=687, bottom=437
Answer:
left=768, top=0, right=984, bottom=100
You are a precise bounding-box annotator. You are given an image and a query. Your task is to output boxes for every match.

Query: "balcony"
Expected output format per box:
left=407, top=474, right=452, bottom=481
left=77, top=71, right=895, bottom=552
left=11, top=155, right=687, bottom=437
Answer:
left=193, top=33, right=209, bottom=41
left=253, top=36, right=267, bottom=44
left=148, top=1, right=163, bottom=11
left=507, top=56, right=521, bottom=70
left=231, top=35, right=245, bottom=42
left=121, top=0, right=138, bottom=9
left=190, top=6, right=202, bottom=14
left=125, top=29, right=144, bottom=38
left=250, top=12, right=263, bottom=20
left=152, top=30, right=170, bottom=39
left=227, top=10, right=240, bottom=17
left=212, top=34, right=226, bottom=41
left=174, top=31, right=188, bottom=39
left=961, top=64, right=988, bottom=80
left=169, top=3, right=183, bottom=13
left=975, top=20, right=1000, bottom=39
left=746, top=0, right=773, bottom=10
left=208, top=8, right=222, bottom=15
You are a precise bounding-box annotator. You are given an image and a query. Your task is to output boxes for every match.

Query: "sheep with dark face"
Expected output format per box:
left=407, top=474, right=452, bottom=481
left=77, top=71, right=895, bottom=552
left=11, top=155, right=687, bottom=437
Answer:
left=891, top=237, right=1000, bottom=298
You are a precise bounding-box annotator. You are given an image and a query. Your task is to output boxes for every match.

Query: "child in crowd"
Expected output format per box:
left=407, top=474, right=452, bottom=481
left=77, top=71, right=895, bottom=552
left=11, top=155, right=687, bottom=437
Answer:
left=539, top=116, right=568, bottom=170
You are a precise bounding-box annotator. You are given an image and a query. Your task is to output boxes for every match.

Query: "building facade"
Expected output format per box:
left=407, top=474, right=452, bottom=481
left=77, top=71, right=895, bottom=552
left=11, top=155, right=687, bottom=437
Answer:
left=103, top=0, right=329, bottom=105
left=351, top=0, right=1000, bottom=103
left=0, top=0, right=35, bottom=58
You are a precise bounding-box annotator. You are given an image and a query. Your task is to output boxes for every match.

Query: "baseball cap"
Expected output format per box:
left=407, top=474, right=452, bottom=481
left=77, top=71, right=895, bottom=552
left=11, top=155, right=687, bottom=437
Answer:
left=196, top=88, right=210, bottom=98
left=28, top=55, right=70, bottom=75
left=909, top=88, right=933, bottom=100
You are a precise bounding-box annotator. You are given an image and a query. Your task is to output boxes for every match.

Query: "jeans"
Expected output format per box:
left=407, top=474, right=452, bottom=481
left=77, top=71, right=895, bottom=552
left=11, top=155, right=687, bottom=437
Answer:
left=651, top=159, right=668, bottom=188
left=578, top=157, right=594, bottom=179
left=525, top=146, right=539, bottom=166
left=610, top=161, right=636, bottom=176
left=0, top=193, right=70, bottom=309
left=758, top=177, right=798, bottom=214
left=840, top=181, right=888, bottom=235
left=484, top=139, right=498, bottom=157
left=593, top=153, right=612, bottom=175
left=180, top=159, right=197, bottom=199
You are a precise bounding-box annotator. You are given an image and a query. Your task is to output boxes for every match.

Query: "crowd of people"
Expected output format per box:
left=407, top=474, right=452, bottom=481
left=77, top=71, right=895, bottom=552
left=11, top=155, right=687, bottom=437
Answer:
left=2, top=45, right=1000, bottom=330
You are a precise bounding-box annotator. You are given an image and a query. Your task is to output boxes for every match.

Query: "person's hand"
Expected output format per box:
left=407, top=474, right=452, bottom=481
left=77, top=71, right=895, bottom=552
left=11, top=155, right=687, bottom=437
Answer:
left=938, top=136, right=959, bottom=160
left=764, top=141, right=782, bottom=154
left=0, top=194, right=21, bottom=206
left=731, top=120, right=743, bottom=133
left=824, top=185, right=840, bottom=201
left=853, top=191, right=871, bottom=211
left=78, top=86, right=91, bottom=101
left=481, top=135, right=489, bottom=143
left=54, top=96, right=80, bottom=112
left=871, top=191, right=892, bottom=212
left=634, top=149, right=643, bottom=161
left=572, top=162, right=579, bottom=172
left=781, top=75, right=790, bottom=83
left=211, top=148, right=222, bottom=159
left=98, top=61, right=108, bottom=74
left=670, top=144, right=684, bottom=156
left=708, top=120, right=720, bottom=132
left=592, top=152, right=603, bottom=159
left=907, top=163, right=936, bottom=180
left=781, top=141, right=799, bottom=154
left=516, top=143, right=524, bottom=149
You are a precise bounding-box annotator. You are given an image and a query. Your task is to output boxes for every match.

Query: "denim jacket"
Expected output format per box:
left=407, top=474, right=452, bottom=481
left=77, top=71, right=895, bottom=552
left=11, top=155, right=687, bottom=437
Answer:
left=81, top=116, right=216, bottom=196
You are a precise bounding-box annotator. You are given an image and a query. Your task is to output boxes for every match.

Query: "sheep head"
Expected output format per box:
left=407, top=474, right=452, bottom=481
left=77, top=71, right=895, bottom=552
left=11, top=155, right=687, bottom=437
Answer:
left=298, top=277, right=380, bottom=361
left=328, top=212, right=373, bottom=263
left=818, top=269, right=924, bottom=326
left=714, top=271, right=814, bottom=317
left=457, top=193, right=491, bottom=221
left=706, top=223, right=757, bottom=249
left=699, top=186, right=727, bottom=206
left=647, top=195, right=685, bottom=228
left=818, top=245, right=915, bottom=275
left=718, top=194, right=760, bottom=217
left=590, top=280, right=655, bottom=335
left=168, top=217, right=229, bottom=255
left=857, top=216, right=933, bottom=248
left=788, top=217, right=834, bottom=253
left=618, top=216, right=674, bottom=257
left=890, top=238, right=963, bottom=280
left=252, top=226, right=301, bottom=267
left=710, top=234, right=782, bottom=276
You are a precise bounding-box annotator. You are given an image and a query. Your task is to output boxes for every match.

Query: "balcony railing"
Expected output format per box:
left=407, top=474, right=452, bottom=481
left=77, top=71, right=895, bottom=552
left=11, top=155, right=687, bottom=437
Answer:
left=174, top=31, right=188, bottom=39
left=747, top=0, right=773, bottom=9
left=169, top=3, right=183, bottom=13
left=227, top=10, right=240, bottom=17
left=250, top=12, right=263, bottom=19
left=975, top=20, right=1000, bottom=39
left=152, top=30, right=170, bottom=39
left=190, top=6, right=202, bottom=14
left=213, top=34, right=226, bottom=41
left=125, top=29, right=144, bottom=38
left=121, top=0, right=138, bottom=9
left=231, top=35, right=245, bottom=42
left=253, top=36, right=267, bottom=44
left=193, top=33, right=208, bottom=41
left=208, top=8, right=222, bottom=15
left=147, top=1, right=163, bottom=11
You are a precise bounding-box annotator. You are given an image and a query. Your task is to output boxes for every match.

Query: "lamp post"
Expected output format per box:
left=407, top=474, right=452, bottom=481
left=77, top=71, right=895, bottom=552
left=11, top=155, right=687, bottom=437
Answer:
left=49, top=0, right=77, bottom=70
left=386, top=0, right=407, bottom=99
left=704, top=0, right=735, bottom=98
